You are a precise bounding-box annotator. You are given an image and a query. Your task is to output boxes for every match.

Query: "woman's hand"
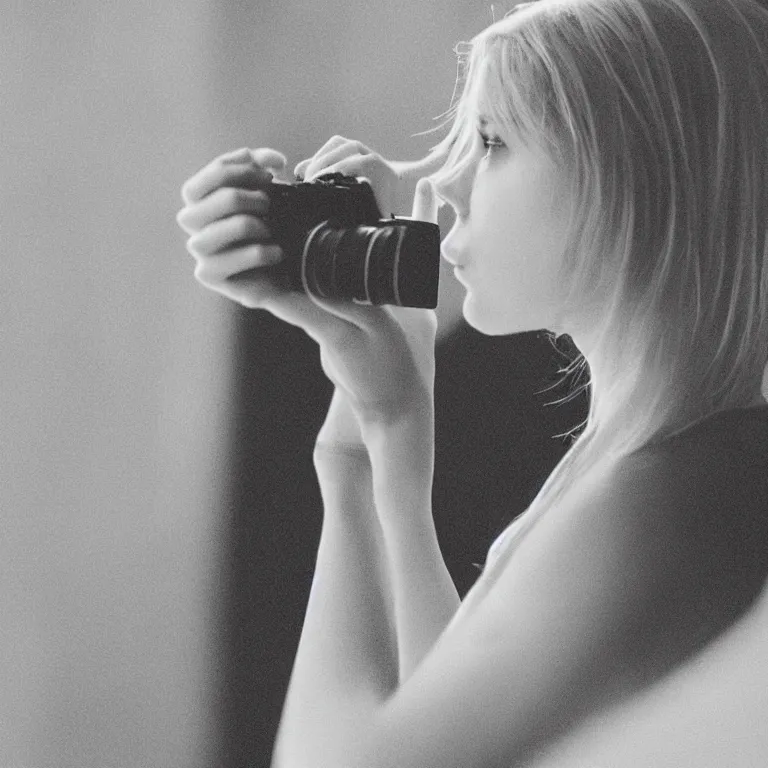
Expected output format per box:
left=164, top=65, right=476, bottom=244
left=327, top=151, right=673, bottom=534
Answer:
left=176, top=146, right=288, bottom=306
left=294, top=136, right=452, bottom=445
left=176, top=144, right=440, bottom=429
left=294, top=135, right=450, bottom=218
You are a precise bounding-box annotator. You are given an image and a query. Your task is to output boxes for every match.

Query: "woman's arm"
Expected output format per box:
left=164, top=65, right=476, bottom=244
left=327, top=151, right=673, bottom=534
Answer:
left=272, top=446, right=396, bottom=768
left=272, top=405, right=460, bottom=768
left=360, top=411, right=461, bottom=685
left=315, top=390, right=461, bottom=685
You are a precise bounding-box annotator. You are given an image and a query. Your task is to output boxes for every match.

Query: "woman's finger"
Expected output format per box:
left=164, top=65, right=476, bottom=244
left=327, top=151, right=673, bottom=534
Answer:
left=293, top=136, right=347, bottom=179
left=181, top=161, right=272, bottom=206
left=250, top=148, right=288, bottom=173
left=186, top=213, right=272, bottom=256
left=304, top=139, right=367, bottom=181
left=219, top=147, right=255, bottom=164
left=294, top=136, right=353, bottom=179
left=293, top=158, right=312, bottom=179
left=296, top=154, right=366, bottom=183
left=411, top=178, right=439, bottom=224
left=194, top=243, right=284, bottom=284
left=176, top=187, right=270, bottom=234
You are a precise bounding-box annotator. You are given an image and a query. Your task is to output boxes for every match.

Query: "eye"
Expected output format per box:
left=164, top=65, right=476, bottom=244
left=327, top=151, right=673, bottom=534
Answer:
left=477, top=129, right=505, bottom=158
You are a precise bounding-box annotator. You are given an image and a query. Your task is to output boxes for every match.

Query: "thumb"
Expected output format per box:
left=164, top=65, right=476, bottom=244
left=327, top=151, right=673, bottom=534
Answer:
left=411, top=178, right=438, bottom=224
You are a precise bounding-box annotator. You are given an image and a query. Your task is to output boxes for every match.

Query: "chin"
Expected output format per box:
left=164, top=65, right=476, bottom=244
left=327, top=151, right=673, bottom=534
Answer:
left=462, top=309, right=515, bottom=336
left=464, top=303, right=544, bottom=337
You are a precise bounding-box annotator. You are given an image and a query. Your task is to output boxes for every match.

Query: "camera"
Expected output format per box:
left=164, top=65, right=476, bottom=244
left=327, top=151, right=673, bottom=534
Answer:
left=261, top=172, right=441, bottom=308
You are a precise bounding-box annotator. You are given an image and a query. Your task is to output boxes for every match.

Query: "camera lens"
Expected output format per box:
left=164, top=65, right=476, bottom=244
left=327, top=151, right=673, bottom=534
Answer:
left=293, top=217, right=439, bottom=308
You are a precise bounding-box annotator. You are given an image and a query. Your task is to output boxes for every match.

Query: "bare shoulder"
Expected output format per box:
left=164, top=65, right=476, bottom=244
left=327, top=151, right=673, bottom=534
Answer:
left=501, top=429, right=768, bottom=681
left=355, top=418, right=768, bottom=768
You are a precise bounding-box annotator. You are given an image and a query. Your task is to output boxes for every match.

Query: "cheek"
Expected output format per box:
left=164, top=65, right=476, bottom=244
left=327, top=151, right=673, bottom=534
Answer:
left=470, top=171, right=568, bottom=268
left=474, top=176, right=540, bottom=233
left=473, top=201, right=542, bottom=267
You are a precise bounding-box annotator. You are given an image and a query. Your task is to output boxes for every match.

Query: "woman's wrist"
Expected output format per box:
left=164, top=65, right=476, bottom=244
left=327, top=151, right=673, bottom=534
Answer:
left=315, top=389, right=433, bottom=460
left=313, top=440, right=372, bottom=486
left=313, top=441, right=369, bottom=460
left=315, top=388, right=368, bottom=454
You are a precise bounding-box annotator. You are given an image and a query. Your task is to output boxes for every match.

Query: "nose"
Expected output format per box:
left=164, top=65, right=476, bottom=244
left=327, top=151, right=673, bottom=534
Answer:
left=440, top=217, right=470, bottom=268
left=432, top=152, right=476, bottom=266
left=433, top=177, right=466, bottom=219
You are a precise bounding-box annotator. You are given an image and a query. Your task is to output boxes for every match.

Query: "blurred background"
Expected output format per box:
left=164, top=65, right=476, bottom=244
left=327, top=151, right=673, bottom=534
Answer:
left=3, top=1, right=766, bottom=767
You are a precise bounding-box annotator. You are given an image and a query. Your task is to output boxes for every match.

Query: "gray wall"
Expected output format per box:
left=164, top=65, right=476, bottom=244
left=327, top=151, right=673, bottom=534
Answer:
left=2, top=2, right=235, bottom=766
left=3, top=1, right=766, bottom=766
left=0, top=1, right=484, bottom=766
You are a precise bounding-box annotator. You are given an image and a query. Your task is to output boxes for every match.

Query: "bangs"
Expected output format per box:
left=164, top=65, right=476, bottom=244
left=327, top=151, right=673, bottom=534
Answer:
left=424, top=20, right=562, bottom=191
left=478, top=32, right=559, bottom=151
left=424, top=41, right=525, bottom=188
left=423, top=40, right=487, bottom=189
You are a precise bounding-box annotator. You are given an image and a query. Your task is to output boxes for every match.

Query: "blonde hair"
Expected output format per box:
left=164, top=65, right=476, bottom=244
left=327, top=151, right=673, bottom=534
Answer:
left=417, top=0, right=768, bottom=565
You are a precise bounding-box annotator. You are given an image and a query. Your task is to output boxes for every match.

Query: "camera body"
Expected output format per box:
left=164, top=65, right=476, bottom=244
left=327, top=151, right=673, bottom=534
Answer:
left=262, top=172, right=441, bottom=308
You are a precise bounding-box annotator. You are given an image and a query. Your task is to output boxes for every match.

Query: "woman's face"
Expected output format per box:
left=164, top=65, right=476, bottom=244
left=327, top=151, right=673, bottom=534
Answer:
left=433, top=115, right=575, bottom=337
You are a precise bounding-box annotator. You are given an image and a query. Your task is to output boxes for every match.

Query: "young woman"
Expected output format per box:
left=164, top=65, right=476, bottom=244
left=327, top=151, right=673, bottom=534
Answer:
left=177, top=0, right=768, bottom=764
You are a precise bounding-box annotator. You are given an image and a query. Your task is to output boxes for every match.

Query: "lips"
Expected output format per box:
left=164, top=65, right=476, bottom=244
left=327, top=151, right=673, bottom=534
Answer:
left=440, top=246, right=465, bottom=268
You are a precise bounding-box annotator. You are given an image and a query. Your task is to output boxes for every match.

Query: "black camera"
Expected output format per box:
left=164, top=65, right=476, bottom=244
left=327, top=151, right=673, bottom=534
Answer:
left=261, top=172, right=441, bottom=308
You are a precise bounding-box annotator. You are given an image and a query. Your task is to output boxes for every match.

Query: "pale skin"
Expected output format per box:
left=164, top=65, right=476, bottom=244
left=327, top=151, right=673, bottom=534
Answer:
left=177, top=141, right=454, bottom=448
left=435, top=117, right=575, bottom=338
left=436, top=115, right=767, bottom=407
left=177, top=138, right=768, bottom=768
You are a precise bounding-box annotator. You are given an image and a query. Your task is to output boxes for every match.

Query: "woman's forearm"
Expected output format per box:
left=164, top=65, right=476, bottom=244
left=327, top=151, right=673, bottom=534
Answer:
left=316, top=390, right=461, bottom=685
left=272, top=447, right=398, bottom=768
left=273, top=410, right=460, bottom=766
left=313, top=433, right=461, bottom=685
left=361, top=410, right=461, bottom=685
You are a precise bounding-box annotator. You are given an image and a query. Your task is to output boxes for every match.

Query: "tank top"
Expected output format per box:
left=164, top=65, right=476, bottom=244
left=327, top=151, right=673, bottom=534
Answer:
left=447, top=402, right=768, bottom=635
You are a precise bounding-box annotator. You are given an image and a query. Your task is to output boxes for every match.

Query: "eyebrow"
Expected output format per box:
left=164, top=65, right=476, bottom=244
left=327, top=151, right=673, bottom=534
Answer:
left=477, top=115, right=489, bottom=127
